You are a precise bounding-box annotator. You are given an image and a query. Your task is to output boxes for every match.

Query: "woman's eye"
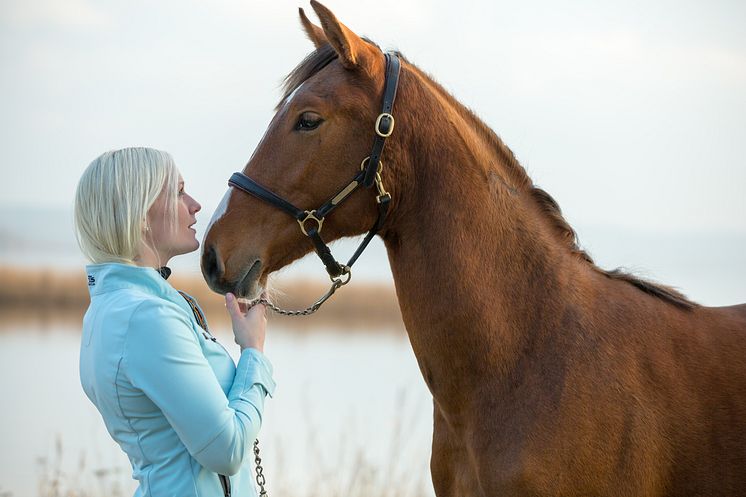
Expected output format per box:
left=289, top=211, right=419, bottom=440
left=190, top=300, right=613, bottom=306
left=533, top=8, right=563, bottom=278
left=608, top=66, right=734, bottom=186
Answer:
left=294, top=113, right=323, bottom=131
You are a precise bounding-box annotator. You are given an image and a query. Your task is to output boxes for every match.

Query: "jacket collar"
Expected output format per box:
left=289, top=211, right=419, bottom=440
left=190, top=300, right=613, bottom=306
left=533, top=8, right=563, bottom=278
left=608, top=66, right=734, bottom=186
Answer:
left=85, top=262, right=175, bottom=298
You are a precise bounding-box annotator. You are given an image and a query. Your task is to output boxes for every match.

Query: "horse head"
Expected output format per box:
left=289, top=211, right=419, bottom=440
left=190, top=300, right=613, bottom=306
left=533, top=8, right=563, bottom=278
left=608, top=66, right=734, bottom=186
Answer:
left=201, top=1, right=404, bottom=297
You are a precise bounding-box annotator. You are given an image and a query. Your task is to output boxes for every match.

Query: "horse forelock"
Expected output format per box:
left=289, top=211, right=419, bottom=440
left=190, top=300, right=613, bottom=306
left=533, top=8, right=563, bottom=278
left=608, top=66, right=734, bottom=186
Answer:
left=278, top=44, right=338, bottom=110
left=277, top=38, right=386, bottom=111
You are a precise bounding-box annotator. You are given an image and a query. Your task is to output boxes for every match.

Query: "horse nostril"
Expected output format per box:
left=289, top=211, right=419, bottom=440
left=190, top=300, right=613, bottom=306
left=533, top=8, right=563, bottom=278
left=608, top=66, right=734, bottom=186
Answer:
left=201, top=244, right=225, bottom=285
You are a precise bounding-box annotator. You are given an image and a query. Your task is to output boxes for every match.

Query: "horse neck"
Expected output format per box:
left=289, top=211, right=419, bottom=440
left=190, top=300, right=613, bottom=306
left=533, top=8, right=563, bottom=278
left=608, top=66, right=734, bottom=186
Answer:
left=381, top=68, right=586, bottom=409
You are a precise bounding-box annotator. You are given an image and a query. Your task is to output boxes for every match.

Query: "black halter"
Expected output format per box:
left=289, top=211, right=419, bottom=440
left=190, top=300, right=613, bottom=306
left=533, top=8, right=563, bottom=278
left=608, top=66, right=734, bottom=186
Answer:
left=228, top=52, right=401, bottom=282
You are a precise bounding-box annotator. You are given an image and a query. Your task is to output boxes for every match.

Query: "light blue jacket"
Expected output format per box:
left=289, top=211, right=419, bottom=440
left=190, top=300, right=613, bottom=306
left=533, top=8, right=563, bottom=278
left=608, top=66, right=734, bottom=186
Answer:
left=80, top=263, right=276, bottom=497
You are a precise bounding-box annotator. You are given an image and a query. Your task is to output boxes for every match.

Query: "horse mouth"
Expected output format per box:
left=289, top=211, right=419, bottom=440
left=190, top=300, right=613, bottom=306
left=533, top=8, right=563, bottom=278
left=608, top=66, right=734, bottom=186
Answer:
left=236, top=259, right=263, bottom=298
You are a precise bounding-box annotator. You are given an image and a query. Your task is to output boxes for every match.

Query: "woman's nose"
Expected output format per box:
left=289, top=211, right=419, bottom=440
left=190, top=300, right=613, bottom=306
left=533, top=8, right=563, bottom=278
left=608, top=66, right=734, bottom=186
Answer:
left=190, top=196, right=201, bottom=213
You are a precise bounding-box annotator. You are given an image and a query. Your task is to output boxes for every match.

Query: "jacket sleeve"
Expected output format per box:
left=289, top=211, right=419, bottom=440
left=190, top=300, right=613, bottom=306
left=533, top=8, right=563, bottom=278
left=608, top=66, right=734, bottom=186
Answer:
left=123, top=299, right=276, bottom=476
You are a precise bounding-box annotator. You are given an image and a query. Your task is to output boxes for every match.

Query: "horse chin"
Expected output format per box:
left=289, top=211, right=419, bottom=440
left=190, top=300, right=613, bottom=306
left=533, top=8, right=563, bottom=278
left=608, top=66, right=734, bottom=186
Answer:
left=235, top=259, right=263, bottom=299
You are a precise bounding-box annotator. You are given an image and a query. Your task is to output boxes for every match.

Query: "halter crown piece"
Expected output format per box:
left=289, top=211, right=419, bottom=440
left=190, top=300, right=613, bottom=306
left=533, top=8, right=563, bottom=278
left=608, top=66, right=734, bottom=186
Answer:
left=227, top=52, right=401, bottom=315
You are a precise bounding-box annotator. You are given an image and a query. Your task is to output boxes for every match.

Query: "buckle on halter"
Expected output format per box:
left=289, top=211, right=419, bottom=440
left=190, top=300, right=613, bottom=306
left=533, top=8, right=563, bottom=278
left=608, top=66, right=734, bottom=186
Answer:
left=298, top=210, right=324, bottom=236
left=375, top=113, right=395, bottom=138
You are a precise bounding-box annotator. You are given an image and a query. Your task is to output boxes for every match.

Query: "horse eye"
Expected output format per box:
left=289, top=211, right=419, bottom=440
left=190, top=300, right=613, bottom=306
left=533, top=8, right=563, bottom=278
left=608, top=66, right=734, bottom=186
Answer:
left=294, top=112, right=323, bottom=131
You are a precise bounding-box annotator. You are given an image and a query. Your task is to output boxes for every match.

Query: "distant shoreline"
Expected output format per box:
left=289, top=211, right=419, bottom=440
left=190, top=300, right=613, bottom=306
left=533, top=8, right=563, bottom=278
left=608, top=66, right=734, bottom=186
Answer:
left=0, top=266, right=405, bottom=331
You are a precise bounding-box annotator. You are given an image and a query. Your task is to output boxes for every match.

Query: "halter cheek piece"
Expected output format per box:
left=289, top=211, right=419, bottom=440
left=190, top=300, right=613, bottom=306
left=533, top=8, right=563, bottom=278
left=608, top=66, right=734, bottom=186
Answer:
left=227, top=52, right=401, bottom=286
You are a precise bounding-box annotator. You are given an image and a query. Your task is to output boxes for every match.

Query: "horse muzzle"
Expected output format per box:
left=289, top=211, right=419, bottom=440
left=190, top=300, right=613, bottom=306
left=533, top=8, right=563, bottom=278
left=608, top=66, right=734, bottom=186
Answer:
left=201, top=243, right=263, bottom=298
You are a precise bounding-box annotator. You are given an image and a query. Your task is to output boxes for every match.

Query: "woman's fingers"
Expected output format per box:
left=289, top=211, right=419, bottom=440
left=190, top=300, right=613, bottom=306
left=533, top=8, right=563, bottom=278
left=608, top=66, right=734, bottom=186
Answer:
left=225, top=292, right=265, bottom=318
left=225, top=292, right=267, bottom=352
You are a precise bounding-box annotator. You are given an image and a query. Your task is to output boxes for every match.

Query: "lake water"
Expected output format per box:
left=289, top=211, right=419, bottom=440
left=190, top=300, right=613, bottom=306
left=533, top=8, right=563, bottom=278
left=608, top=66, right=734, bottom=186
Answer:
left=0, top=320, right=435, bottom=497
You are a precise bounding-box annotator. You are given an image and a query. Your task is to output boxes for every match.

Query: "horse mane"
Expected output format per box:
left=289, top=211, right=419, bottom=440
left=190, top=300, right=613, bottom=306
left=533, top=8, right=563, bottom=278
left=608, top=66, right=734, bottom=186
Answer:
left=400, top=59, right=696, bottom=310
left=281, top=44, right=697, bottom=311
left=529, top=187, right=696, bottom=310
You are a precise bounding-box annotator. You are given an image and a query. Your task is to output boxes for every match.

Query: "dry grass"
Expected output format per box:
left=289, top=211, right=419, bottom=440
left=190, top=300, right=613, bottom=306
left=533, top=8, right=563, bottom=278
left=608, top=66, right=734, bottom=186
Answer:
left=26, top=391, right=433, bottom=497
left=0, top=266, right=405, bottom=331
left=33, top=436, right=129, bottom=497
left=32, top=442, right=431, bottom=497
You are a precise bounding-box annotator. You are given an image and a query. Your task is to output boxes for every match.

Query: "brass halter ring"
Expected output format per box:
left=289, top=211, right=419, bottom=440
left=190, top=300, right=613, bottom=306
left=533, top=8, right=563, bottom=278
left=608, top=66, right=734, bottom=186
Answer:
left=297, top=210, right=324, bottom=236
left=360, top=157, right=389, bottom=201
left=360, top=156, right=384, bottom=174
left=331, top=265, right=352, bottom=285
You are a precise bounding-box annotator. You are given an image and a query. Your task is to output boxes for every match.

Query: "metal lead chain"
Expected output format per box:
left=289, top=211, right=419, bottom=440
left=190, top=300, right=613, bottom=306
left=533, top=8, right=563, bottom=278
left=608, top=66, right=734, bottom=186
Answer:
left=253, top=439, right=267, bottom=497
left=240, top=271, right=351, bottom=317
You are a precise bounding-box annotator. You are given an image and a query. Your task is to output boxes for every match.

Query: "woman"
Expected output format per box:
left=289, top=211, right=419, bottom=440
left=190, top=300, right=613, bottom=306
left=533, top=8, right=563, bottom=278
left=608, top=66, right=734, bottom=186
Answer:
left=74, top=147, right=275, bottom=497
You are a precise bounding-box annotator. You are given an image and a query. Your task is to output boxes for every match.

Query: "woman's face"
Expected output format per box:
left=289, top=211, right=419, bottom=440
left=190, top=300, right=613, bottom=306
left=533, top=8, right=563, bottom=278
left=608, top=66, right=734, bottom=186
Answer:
left=146, top=175, right=202, bottom=263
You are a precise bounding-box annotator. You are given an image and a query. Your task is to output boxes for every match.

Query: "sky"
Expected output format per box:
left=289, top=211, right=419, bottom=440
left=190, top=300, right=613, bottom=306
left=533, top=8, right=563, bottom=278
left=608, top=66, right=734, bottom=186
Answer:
left=1, top=0, right=744, bottom=234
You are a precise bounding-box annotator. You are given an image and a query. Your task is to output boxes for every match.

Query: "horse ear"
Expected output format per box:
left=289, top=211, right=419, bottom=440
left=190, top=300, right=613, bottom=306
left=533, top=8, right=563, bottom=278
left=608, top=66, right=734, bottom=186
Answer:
left=310, top=0, right=374, bottom=70
left=299, top=8, right=326, bottom=48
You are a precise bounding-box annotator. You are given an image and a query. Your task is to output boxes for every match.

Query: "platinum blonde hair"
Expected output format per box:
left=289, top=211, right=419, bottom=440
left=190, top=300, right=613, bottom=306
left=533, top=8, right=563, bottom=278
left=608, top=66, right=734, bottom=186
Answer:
left=74, top=147, right=179, bottom=264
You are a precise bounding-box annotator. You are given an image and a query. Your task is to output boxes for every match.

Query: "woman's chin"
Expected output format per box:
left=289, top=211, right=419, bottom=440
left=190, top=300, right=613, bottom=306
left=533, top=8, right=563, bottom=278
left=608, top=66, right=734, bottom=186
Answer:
left=184, top=237, right=200, bottom=253
left=169, top=239, right=201, bottom=259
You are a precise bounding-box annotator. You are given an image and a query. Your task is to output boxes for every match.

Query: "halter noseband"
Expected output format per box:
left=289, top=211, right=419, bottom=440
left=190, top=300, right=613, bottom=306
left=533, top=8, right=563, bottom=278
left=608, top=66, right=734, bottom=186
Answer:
left=227, top=52, right=401, bottom=284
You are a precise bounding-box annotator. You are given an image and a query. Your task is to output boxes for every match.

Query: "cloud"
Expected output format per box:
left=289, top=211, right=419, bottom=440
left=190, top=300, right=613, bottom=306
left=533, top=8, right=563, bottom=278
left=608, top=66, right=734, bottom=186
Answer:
left=1, top=0, right=110, bottom=30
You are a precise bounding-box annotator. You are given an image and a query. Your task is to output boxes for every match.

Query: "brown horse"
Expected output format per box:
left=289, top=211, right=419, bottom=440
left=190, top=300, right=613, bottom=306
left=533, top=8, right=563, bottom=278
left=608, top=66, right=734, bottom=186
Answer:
left=202, top=2, right=746, bottom=495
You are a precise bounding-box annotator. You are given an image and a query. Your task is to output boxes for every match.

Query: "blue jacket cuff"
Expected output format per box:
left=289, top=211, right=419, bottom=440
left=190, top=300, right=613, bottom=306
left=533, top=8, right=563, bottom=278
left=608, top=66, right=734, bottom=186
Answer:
left=232, top=348, right=277, bottom=398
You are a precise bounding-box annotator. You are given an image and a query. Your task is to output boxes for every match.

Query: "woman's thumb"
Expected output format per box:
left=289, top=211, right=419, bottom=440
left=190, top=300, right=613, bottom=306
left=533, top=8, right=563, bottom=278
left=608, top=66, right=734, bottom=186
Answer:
left=225, top=292, right=241, bottom=318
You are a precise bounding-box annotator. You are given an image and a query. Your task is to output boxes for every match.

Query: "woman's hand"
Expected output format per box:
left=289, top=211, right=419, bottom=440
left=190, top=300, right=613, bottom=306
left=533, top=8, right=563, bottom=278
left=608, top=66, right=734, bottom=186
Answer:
left=225, top=293, right=266, bottom=353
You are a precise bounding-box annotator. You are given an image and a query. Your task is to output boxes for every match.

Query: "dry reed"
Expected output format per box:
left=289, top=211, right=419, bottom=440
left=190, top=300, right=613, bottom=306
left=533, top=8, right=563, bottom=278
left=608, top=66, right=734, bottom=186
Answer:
left=0, top=266, right=404, bottom=331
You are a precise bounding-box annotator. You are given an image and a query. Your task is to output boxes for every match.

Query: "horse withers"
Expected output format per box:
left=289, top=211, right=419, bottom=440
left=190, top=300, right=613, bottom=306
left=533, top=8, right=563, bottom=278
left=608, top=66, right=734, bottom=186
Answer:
left=201, top=2, right=746, bottom=495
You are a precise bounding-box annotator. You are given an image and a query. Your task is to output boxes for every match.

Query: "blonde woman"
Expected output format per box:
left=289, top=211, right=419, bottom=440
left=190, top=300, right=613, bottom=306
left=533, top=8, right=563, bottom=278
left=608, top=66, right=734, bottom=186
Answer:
left=75, top=147, right=275, bottom=497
